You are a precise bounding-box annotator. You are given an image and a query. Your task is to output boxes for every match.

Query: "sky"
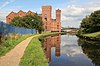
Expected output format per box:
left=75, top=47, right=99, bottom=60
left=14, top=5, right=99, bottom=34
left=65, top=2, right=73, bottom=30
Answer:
left=0, top=0, right=100, bottom=28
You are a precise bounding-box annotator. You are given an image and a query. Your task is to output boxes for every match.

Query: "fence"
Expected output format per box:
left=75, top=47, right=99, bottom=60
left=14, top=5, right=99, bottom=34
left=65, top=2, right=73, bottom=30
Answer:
left=0, top=21, right=36, bottom=35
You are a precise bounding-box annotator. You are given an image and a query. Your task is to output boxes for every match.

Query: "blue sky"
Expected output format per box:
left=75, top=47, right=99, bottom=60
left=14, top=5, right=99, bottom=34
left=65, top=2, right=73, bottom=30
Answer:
left=0, top=0, right=88, bottom=12
left=0, top=0, right=100, bottom=28
left=0, top=0, right=68, bottom=12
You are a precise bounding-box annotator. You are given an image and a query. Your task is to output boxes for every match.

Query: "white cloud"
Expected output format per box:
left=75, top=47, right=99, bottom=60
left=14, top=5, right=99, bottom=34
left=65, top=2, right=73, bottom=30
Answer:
left=61, top=35, right=83, bottom=57
left=61, top=1, right=100, bottom=28
left=0, top=1, right=10, bottom=10
left=0, top=12, right=9, bottom=22
left=62, top=46, right=83, bottom=57
left=0, top=0, right=15, bottom=10
left=0, top=0, right=16, bottom=22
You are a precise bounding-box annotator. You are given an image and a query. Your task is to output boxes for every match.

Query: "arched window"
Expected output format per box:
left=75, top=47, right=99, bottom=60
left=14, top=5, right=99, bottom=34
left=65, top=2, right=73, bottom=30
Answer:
left=44, top=14, right=47, bottom=21
left=19, top=14, right=22, bottom=17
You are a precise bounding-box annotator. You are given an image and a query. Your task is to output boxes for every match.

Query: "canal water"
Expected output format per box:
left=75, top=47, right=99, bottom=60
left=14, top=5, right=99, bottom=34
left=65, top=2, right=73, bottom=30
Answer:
left=40, top=34, right=100, bottom=66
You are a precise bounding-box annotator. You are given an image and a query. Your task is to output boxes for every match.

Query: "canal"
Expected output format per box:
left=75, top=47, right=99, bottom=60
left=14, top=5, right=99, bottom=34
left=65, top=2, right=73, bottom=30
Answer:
left=40, top=34, right=100, bottom=66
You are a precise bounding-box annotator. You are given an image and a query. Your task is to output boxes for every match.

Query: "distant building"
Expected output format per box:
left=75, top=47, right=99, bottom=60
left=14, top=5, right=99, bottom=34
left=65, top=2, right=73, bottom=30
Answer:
left=42, top=6, right=61, bottom=32
left=6, top=6, right=61, bottom=32
left=6, top=10, right=35, bottom=24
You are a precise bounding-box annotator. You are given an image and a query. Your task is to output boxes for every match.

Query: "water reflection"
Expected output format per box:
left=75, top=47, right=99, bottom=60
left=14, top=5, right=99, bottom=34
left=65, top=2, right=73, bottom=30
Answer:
left=41, top=34, right=95, bottom=66
left=78, top=39, right=100, bottom=66
left=41, top=34, right=61, bottom=62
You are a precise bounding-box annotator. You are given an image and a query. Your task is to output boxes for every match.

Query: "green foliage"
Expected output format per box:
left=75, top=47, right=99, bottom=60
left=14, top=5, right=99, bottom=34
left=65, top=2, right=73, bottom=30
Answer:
left=11, top=17, right=23, bottom=27
left=80, top=10, right=100, bottom=34
left=0, top=34, right=33, bottom=57
left=20, top=38, right=48, bottom=66
left=11, top=13, right=43, bottom=33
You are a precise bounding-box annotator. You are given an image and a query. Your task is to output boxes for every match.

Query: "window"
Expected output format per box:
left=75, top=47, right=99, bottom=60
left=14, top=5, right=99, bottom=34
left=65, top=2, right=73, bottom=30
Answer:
left=44, top=14, right=47, bottom=21
left=45, top=17, right=47, bottom=21
left=19, top=14, right=22, bottom=17
left=57, top=25, right=59, bottom=29
left=45, top=26, right=47, bottom=30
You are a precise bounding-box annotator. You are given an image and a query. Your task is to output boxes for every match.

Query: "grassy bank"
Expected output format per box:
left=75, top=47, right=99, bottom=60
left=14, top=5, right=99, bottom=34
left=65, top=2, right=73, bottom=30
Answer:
left=20, top=32, right=63, bottom=66
left=77, top=31, right=100, bottom=41
left=0, top=34, right=33, bottom=57
left=41, top=32, right=65, bottom=36
left=20, top=38, right=48, bottom=66
left=83, top=31, right=100, bottom=38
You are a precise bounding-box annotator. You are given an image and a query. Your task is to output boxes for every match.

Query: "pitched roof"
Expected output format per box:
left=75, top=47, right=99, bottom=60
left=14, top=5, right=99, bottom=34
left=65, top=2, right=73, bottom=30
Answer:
left=17, top=10, right=26, bottom=14
left=27, top=10, right=35, bottom=15
left=6, top=11, right=16, bottom=17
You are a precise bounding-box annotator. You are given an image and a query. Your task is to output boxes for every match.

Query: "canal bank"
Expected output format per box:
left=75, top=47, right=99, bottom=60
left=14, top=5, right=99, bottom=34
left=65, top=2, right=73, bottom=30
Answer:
left=20, top=32, right=100, bottom=66
left=20, top=32, right=64, bottom=66
left=20, top=37, right=49, bottom=66
left=77, top=31, right=100, bottom=41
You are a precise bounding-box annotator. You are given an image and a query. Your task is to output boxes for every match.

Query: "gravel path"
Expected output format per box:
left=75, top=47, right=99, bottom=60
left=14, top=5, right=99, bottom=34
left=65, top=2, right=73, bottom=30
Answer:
left=0, top=36, right=34, bottom=66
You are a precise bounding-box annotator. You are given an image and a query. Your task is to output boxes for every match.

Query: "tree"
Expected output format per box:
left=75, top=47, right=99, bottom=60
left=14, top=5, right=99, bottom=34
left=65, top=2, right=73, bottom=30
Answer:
left=33, top=13, right=43, bottom=33
left=79, top=10, right=100, bottom=34
left=11, top=13, right=43, bottom=33
left=11, top=17, right=23, bottom=27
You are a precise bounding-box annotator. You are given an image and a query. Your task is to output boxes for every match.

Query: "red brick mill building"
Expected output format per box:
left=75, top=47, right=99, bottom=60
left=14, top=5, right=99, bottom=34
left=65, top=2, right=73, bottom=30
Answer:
left=6, top=6, right=61, bottom=32
left=6, top=10, right=35, bottom=24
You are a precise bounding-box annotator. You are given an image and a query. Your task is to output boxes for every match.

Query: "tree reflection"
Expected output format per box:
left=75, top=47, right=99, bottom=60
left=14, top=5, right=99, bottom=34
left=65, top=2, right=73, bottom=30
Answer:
left=41, top=34, right=61, bottom=62
left=78, top=38, right=100, bottom=66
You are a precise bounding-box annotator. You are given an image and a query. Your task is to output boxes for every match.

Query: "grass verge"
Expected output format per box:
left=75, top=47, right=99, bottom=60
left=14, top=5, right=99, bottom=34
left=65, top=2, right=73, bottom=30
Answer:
left=83, top=31, right=100, bottom=38
left=20, top=38, right=48, bottom=66
left=0, top=34, right=33, bottom=57
left=77, top=31, right=100, bottom=41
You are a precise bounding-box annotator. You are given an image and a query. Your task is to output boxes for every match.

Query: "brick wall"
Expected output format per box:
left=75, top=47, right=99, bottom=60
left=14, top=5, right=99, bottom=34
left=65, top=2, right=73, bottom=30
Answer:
left=6, top=10, right=34, bottom=24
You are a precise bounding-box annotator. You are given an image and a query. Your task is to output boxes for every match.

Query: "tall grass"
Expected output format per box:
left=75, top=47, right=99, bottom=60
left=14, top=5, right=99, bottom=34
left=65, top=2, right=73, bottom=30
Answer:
left=0, top=34, right=33, bottom=57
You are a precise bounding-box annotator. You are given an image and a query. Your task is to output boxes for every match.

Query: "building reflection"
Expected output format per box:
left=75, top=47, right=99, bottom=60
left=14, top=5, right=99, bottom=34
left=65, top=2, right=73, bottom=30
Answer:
left=41, top=34, right=61, bottom=62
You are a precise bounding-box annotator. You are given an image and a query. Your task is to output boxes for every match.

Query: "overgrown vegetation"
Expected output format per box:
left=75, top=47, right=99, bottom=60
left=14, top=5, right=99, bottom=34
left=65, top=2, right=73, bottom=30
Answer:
left=78, top=10, right=100, bottom=34
left=11, top=13, right=43, bottom=33
left=20, top=38, right=48, bottom=66
left=0, top=34, right=33, bottom=57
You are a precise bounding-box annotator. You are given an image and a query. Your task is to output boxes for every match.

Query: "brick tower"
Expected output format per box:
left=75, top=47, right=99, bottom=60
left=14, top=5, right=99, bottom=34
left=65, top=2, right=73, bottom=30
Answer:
left=42, top=6, right=52, bottom=31
left=56, top=9, right=61, bottom=32
left=42, top=6, right=61, bottom=32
